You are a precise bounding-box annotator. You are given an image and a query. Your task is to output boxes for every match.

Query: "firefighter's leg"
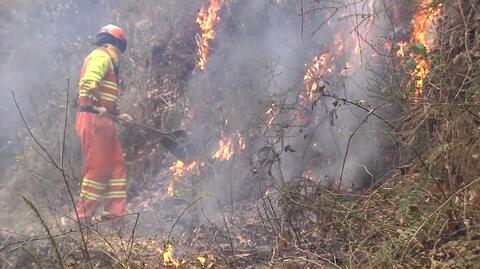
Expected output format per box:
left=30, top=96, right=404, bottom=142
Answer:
left=103, top=129, right=128, bottom=220
left=75, top=113, right=115, bottom=223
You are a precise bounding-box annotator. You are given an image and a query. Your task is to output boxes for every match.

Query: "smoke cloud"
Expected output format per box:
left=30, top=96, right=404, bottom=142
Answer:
left=183, top=0, right=397, bottom=217
left=0, top=0, right=400, bottom=238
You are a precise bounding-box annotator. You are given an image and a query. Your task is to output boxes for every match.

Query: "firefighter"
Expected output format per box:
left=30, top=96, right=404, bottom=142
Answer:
left=75, top=24, right=132, bottom=225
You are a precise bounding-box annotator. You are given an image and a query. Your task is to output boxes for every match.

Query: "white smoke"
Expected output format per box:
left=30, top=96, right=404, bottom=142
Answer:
left=182, top=0, right=397, bottom=217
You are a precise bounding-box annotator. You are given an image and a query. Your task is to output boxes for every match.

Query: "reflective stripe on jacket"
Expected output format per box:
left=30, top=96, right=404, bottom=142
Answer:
left=78, top=45, right=120, bottom=114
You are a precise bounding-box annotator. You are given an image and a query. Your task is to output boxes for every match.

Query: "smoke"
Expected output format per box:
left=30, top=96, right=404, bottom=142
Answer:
left=181, top=0, right=398, bottom=217
left=0, top=0, right=400, bottom=238
left=0, top=0, right=118, bottom=227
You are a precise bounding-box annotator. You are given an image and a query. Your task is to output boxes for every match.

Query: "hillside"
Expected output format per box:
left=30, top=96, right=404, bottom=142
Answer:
left=0, top=0, right=479, bottom=268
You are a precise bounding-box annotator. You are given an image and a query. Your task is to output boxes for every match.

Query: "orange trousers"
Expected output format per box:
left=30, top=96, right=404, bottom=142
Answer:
left=75, top=112, right=127, bottom=223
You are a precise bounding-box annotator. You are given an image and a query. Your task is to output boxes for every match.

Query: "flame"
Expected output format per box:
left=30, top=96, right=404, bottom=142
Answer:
left=303, top=51, right=333, bottom=102
left=411, top=2, right=443, bottom=50
left=196, top=0, right=223, bottom=70
left=167, top=180, right=175, bottom=196
left=412, top=57, right=429, bottom=100
left=396, top=41, right=408, bottom=57
left=158, top=243, right=184, bottom=267
left=213, top=136, right=234, bottom=160
left=212, top=131, right=246, bottom=161
left=197, top=256, right=206, bottom=265
left=197, top=254, right=215, bottom=267
left=354, top=36, right=361, bottom=55
left=266, top=102, right=279, bottom=129
left=170, top=160, right=197, bottom=178
left=296, top=51, right=335, bottom=125
left=237, top=131, right=246, bottom=151
left=302, top=170, right=314, bottom=180
left=398, top=1, right=443, bottom=101
left=168, top=160, right=197, bottom=196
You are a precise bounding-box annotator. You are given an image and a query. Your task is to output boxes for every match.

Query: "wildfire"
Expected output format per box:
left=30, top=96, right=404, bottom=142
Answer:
left=170, top=160, right=197, bottom=178
left=136, top=239, right=185, bottom=267
left=213, top=136, right=234, bottom=160
left=196, top=0, right=223, bottom=70
left=168, top=160, right=197, bottom=196
left=396, top=41, right=408, bottom=58
left=303, top=52, right=333, bottom=102
left=295, top=51, right=335, bottom=126
left=266, top=102, right=279, bottom=129
left=157, top=243, right=185, bottom=267
left=411, top=1, right=443, bottom=50
left=399, top=1, right=443, bottom=101
left=197, top=254, right=215, bottom=267
left=302, top=170, right=314, bottom=180
left=237, top=131, right=246, bottom=150
left=212, top=131, right=246, bottom=161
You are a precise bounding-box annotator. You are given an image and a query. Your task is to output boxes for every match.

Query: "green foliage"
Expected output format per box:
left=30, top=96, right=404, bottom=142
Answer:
left=410, top=43, right=427, bottom=56
left=404, top=58, right=417, bottom=72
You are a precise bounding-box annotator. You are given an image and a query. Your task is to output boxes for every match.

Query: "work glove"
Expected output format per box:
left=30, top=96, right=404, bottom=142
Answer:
left=117, top=113, right=133, bottom=122
left=94, top=106, right=107, bottom=117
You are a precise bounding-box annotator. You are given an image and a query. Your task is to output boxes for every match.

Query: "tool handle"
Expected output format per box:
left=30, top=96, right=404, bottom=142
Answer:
left=107, top=112, right=169, bottom=135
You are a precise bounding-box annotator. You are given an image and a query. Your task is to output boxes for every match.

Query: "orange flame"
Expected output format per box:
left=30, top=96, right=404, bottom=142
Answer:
left=237, top=131, right=246, bottom=151
left=157, top=243, right=185, bottom=267
left=399, top=1, right=443, bottom=101
left=168, top=160, right=197, bottom=196
left=212, top=131, right=246, bottom=161
left=396, top=41, right=408, bottom=57
left=196, top=0, right=223, bottom=70
left=170, top=160, right=197, bottom=178
left=303, top=52, right=333, bottom=102
left=213, top=136, right=234, bottom=160
left=266, top=103, right=278, bottom=129
left=411, top=2, right=443, bottom=50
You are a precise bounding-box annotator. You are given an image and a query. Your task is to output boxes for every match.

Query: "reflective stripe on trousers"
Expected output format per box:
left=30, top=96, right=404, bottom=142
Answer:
left=75, top=112, right=127, bottom=222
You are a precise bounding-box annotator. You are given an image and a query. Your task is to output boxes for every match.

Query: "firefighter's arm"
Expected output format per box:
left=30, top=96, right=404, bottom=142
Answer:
left=78, top=50, right=111, bottom=106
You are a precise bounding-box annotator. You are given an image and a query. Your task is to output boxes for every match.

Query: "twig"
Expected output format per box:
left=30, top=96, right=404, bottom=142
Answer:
left=456, top=0, right=473, bottom=64
left=12, top=92, right=60, bottom=169
left=0, top=210, right=33, bottom=251
left=257, top=206, right=271, bottom=235
left=261, top=198, right=278, bottom=235
left=0, top=213, right=140, bottom=253
left=12, top=86, right=93, bottom=268
left=338, top=106, right=378, bottom=190
left=267, top=196, right=281, bottom=230
left=222, top=216, right=237, bottom=263
left=167, top=197, right=202, bottom=238
left=60, top=81, right=93, bottom=267
left=18, top=193, right=65, bottom=269
left=311, top=9, right=339, bottom=37
left=125, top=212, right=140, bottom=266
left=300, top=0, right=304, bottom=40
